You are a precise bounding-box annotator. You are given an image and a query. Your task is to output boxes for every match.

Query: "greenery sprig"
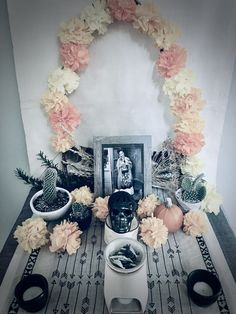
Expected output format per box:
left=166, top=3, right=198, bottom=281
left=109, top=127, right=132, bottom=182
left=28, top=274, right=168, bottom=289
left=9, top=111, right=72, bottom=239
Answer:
left=14, top=168, right=43, bottom=189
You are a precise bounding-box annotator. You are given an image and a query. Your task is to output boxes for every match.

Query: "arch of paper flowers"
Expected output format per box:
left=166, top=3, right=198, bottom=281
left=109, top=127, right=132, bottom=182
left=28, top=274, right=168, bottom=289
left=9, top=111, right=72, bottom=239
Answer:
left=40, top=0, right=205, bottom=159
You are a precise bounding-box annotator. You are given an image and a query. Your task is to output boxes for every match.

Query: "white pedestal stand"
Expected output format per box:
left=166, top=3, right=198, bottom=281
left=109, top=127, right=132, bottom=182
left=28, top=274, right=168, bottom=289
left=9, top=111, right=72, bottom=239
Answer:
left=104, top=238, right=148, bottom=314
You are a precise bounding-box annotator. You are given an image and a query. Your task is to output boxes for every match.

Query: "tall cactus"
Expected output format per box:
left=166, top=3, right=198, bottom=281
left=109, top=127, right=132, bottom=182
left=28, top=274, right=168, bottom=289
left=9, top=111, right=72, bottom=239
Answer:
left=181, top=173, right=206, bottom=203
left=43, top=168, right=57, bottom=205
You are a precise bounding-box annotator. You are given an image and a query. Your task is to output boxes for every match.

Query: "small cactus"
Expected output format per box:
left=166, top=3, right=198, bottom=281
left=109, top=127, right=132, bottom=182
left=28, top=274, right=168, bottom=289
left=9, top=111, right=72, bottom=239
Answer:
left=71, top=203, right=91, bottom=219
left=181, top=173, right=206, bottom=203
left=43, top=168, right=57, bottom=205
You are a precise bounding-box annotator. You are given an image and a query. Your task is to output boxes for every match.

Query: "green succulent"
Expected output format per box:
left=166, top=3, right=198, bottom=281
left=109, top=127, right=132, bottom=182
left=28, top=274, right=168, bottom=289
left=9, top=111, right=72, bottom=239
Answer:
left=72, top=202, right=91, bottom=219
left=43, top=168, right=57, bottom=205
left=181, top=173, right=206, bottom=203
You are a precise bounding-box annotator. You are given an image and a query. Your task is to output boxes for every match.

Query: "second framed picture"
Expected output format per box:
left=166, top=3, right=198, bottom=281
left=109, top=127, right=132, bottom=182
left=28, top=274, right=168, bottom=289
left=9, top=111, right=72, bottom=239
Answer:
left=94, top=135, right=152, bottom=201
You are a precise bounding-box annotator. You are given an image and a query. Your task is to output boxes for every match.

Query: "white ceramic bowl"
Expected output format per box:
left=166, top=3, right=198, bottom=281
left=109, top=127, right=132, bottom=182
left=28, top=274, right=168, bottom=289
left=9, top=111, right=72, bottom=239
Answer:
left=105, top=238, right=146, bottom=274
left=30, top=187, right=72, bottom=221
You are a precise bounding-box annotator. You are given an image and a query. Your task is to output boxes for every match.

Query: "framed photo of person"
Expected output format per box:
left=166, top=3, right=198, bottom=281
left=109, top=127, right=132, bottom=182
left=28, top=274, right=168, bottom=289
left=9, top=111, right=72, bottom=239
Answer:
left=94, top=135, right=152, bottom=201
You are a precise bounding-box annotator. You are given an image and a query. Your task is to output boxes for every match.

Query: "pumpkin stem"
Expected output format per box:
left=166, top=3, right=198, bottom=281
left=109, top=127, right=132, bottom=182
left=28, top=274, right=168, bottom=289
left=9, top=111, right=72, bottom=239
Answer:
left=165, top=197, right=172, bottom=208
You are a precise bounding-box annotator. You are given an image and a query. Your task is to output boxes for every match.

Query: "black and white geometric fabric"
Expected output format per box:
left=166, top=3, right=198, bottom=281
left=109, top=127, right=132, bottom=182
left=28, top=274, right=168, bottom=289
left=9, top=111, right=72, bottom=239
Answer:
left=6, top=219, right=230, bottom=314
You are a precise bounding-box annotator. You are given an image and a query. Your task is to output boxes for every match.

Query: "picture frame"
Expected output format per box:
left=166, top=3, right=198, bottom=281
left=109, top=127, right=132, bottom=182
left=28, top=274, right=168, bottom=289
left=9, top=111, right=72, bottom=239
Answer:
left=94, top=135, right=152, bottom=201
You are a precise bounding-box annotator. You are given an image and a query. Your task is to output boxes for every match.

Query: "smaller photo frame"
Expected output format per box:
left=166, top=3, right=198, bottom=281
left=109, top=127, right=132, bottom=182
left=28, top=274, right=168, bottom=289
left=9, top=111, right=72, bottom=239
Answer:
left=94, top=135, right=152, bottom=201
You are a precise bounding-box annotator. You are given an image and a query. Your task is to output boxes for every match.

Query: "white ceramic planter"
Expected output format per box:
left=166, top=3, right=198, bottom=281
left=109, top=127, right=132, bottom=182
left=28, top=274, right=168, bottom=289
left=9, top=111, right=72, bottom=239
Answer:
left=104, top=215, right=139, bottom=245
left=30, top=187, right=72, bottom=221
left=175, top=189, right=202, bottom=212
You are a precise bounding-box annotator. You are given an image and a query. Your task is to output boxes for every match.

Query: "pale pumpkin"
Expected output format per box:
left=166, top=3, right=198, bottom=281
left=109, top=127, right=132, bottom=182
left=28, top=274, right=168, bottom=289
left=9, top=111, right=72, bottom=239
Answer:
left=154, top=198, right=183, bottom=233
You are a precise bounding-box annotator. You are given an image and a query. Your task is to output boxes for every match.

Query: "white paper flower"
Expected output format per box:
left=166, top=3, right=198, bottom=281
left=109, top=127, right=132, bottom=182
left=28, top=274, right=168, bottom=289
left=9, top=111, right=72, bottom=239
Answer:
left=139, top=217, right=168, bottom=249
left=71, top=186, right=94, bottom=206
left=92, top=196, right=109, bottom=221
left=41, top=90, right=69, bottom=113
left=163, top=69, right=194, bottom=98
left=49, top=220, right=82, bottom=255
left=175, top=114, right=205, bottom=134
left=137, top=194, right=160, bottom=218
left=181, top=155, right=204, bottom=176
left=48, top=67, right=80, bottom=95
left=183, top=210, right=208, bottom=236
left=201, top=183, right=222, bottom=215
left=58, top=17, right=94, bottom=45
left=14, top=217, right=49, bottom=253
left=80, top=0, right=113, bottom=35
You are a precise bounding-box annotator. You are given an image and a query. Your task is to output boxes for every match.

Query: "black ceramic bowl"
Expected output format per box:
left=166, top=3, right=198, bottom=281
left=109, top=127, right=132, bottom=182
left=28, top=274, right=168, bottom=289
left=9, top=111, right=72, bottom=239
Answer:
left=187, top=269, right=221, bottom=307
left=15, top=274, right=48, bottom=312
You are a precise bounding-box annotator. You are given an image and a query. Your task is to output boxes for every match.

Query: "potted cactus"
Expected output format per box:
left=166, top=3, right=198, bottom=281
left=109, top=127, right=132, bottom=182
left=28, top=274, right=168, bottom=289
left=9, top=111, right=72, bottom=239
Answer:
left=68, top=203, right=92, bottom=231
left=175, top=174, right=206, bottom=212
left=30, top=168, right=72, bottom=221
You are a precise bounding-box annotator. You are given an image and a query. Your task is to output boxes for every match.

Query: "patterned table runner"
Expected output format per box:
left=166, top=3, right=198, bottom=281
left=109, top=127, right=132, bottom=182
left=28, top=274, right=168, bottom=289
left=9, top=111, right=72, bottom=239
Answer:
left=0, top=218, right=234, bottom=314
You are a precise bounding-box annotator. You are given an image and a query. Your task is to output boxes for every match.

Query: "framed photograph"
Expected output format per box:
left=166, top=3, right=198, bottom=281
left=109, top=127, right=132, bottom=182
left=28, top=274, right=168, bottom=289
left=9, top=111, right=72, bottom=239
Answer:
left=94, top=135, right=152, bottom=201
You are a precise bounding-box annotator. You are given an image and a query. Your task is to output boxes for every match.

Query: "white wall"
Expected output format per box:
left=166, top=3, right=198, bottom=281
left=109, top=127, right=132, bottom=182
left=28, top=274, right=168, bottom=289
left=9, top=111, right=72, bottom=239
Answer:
left=217, top=58, right=236, bottom=236
left=0, top=0, right=30, bottom=251
left=7, top=0, right=236, bottom=186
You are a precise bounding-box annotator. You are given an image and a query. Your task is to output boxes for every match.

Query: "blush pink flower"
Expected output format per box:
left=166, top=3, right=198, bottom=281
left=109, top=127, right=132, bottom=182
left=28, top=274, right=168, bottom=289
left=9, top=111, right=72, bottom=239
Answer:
left=49, top=103, right=81, bottom=133
left=107, top=0, right=136, bottom=22
left=156, top=45, right=187, bottom=78
left=173, top=132, right=205, bottom=156
left=51, top=132, right=75, bottom=153
left=171, top=88, right=205, bottom=116
left=60, top=43, right=89, bottom=72
left=133, top=3, right=161, bottom=34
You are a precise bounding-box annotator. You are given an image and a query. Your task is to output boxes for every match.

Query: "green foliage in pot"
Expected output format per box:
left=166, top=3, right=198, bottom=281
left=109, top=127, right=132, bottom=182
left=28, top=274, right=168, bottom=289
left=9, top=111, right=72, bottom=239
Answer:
left=43, top=168, right=57, bottom=205
left=181, top=173, right=206, bottom=203
left=69, top=202, right=92, bottom=230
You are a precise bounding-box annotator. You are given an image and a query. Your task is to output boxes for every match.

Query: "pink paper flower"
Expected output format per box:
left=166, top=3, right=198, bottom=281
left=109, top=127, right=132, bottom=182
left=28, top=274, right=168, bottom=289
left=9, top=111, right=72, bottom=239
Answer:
left=171, top=88, right=205, bottom=116
left=107, top=0, right=136, bottom=22
left=156, top=45, right=187, bottom=78
left=133, top=3, right=161, bottom=34
left=92, top=196, right=109, bottom=221
left=49, top=220, right=82, bottom=255
left=51, top=132, right=75, bottom=153
left=60, top=43, right=89, bottom=72
left=49, top=103, right=81, bottom=133
left=174, top=132, right=205, bottom=156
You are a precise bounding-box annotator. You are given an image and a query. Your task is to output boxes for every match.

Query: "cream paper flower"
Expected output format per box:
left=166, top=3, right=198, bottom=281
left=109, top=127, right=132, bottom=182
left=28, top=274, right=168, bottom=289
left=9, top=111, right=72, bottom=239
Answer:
left=51, top=132, right=75, bottom=153
left=92, top=196, right=109, bottom=221
left=58, top=17, right=94, bottom=45
left=137, top=194, right=160, bottom=218
left=201, top=183, right=222, bottom=215
left=49, top=220, right=82, bottom=255
left=183, top=210, right=208, bottom=236
left=133, top=3, right=161, bottom=34
left=174, top=114, right=205, bottom=134
left=181, top=155, right=204, bottom=176
left=40, top=90, right=69, bottom=113
left=71, top=186, right=94, bottom=206
left=14, top=217, right=49, bottom=253
left=151, top=18, right=180, bottom=50
left=48, top=67, right=80, bottom=95
left=163, top=69, right=194, bottom=98
left=140, top=217, right=168, bottom=249
left=80, top=0, right=113, bottom=35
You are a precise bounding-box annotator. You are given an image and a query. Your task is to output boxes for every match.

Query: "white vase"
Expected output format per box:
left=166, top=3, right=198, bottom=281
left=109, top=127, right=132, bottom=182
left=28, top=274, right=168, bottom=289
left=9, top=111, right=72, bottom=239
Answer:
left=175, top=189, right=202, bottom=213
left=30, top=187, right=72, bottom=221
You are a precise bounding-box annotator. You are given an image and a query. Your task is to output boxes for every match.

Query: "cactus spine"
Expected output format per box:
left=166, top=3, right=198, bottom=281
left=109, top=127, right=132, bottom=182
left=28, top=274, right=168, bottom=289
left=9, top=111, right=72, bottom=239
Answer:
left=181, top=173, right=206, bottom=203
left=72, top=202, right=90, bottom=219
left=43, top=168, right=57, bottom=205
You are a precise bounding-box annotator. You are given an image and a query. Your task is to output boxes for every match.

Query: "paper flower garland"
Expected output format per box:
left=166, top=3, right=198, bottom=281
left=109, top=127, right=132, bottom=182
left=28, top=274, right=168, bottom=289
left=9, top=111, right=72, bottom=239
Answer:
left=40, top=0, right=205, bottom=160
left=14, top=217, right=49, bottom=253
